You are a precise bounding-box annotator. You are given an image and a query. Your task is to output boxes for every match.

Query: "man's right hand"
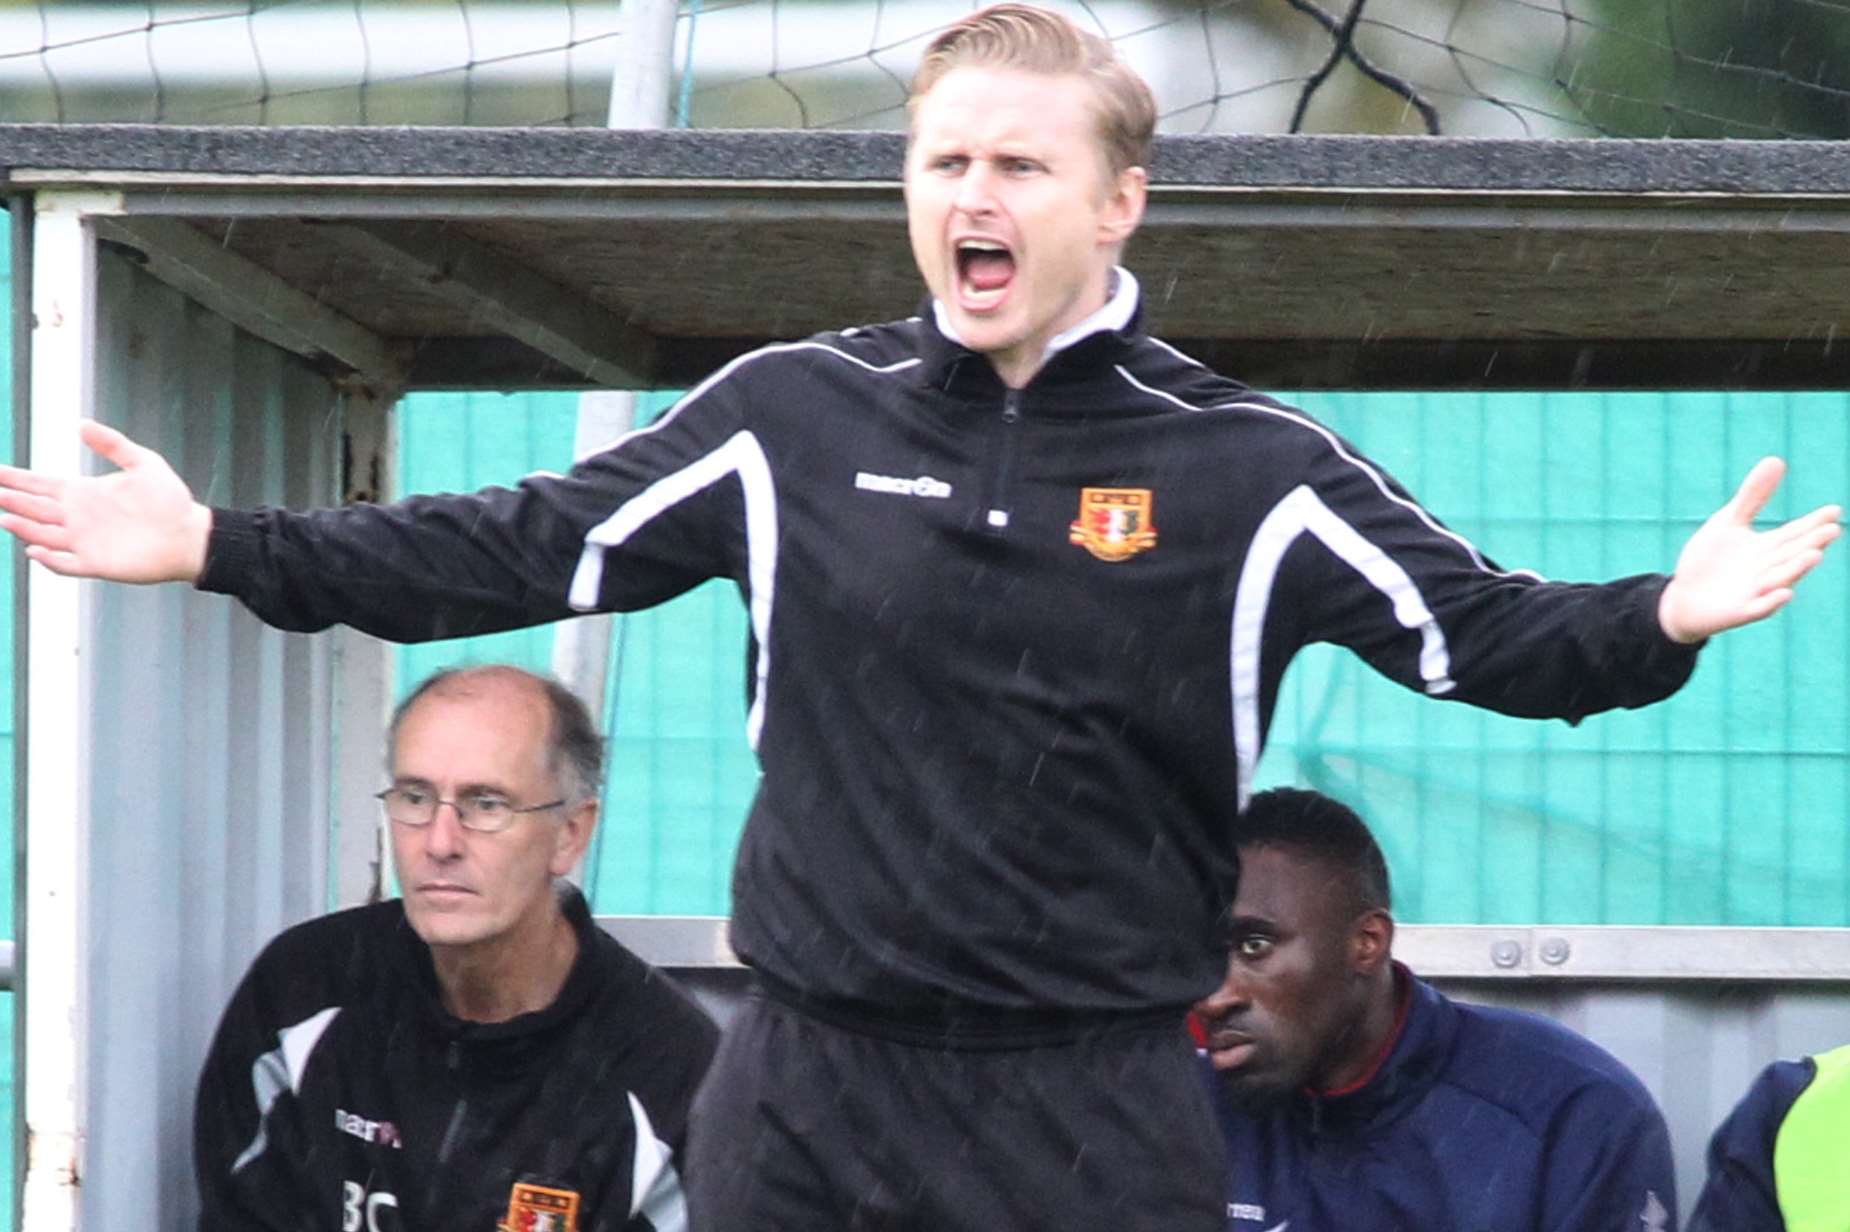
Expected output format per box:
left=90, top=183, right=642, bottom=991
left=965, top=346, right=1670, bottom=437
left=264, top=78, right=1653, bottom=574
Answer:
left=0, top=420, right=212, bottom=584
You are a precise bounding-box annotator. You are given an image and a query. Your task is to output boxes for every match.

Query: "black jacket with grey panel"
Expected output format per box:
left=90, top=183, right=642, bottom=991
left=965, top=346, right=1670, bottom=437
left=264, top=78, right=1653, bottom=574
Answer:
left=192, top=889, right=718, bottom=1231
left=199, top=289, right=1699, bottom=1024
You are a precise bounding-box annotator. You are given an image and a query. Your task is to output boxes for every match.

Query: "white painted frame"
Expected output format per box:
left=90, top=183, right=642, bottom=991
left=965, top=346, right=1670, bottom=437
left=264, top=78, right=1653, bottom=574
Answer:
left=12, top=187, right=403, bottom=1231
left=20, top=187, right=122, bottom=1232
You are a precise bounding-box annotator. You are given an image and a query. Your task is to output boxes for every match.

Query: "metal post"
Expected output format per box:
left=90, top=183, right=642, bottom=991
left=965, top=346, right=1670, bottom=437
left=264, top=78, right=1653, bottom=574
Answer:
left=19, top=188, right=120, bottom=1232
left=555, top=0, right=683, bottom=743
left=331, top=385, right=399, bottom=908
left=552, top=393, right=635, bottom=877
left=607, top=0, right=682, bottom=129
left=10, top=187, right=36, bottom=1232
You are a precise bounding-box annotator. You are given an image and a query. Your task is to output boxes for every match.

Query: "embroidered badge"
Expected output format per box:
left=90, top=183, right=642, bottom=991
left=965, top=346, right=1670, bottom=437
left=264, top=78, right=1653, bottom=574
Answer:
left=1068, top=487, right=1158, bottom=561
left=501, top=1182, right=581, bottom=1232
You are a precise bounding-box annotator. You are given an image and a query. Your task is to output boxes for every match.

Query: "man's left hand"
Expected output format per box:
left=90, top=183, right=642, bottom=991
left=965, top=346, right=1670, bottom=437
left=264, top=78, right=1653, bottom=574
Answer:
left=1658, top=457, right=1842, bottom=644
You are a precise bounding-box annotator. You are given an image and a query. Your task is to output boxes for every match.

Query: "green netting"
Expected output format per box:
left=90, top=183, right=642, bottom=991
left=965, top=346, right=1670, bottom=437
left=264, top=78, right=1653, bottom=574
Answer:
left=393, top=390, right=580, bottom=686
left=391, top=391, right=755, bottom=914
left=1266, top=391, right=1848, bottom=926
left=585, top=578, right=753, bottom=914
left=394, top=385, right=1849, bottom=928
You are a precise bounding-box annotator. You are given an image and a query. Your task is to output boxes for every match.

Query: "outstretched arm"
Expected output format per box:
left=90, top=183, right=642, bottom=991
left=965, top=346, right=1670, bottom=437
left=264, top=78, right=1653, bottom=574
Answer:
left=0, top=420, right=211, bottom=583
left=1, top=376, right=751, bottom=643
left=1658, top=457, right=1843, bottom=644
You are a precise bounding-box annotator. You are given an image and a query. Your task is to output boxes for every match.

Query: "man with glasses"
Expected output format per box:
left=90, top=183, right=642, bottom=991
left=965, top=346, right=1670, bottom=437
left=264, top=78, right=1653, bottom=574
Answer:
left=192, top=664, right=719, bottom=1232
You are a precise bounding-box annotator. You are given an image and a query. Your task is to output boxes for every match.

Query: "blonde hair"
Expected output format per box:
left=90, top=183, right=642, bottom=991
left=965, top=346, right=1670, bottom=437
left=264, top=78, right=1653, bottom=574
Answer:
left=908, top=4, right=1156, bottom=177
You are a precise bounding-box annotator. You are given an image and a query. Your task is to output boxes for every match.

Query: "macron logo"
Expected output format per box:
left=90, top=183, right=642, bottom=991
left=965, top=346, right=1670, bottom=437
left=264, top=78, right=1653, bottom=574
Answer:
left=335, top=1108, right=403, bottom=1149
left=855, top=471, right=952, bottom=500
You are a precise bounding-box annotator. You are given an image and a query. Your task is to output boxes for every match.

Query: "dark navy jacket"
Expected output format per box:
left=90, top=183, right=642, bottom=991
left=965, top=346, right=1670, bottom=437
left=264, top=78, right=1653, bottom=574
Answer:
left=1686, top=1056, right=1819, bottom=1232
left=1202, top=969, right=1677, bottom=1232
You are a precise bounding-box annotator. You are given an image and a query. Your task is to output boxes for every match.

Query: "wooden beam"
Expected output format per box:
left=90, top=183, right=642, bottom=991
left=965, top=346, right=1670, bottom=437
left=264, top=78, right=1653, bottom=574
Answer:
left=335, top=220, right=658, bottom=388
left=94, top=216, right=403, bottom=390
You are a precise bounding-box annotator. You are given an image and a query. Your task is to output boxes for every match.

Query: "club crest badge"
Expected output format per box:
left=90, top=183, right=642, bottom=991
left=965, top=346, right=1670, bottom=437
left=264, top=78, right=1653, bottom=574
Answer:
left=500, top=1182, right=581, bottom=1232
left=1069, top=487, right=1158, bottom=562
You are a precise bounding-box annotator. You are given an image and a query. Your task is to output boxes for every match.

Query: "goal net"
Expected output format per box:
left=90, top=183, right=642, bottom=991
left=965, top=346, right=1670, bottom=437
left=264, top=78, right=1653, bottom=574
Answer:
left=3, top=0, right=1847, bottom=138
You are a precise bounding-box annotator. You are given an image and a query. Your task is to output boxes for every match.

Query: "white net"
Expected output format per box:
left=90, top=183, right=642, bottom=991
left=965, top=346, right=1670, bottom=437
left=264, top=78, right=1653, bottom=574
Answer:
left=2, top=0, right=1848, bottom=137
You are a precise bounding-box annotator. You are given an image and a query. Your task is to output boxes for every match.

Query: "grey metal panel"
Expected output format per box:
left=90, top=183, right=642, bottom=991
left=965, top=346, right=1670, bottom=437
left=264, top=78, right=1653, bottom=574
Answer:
left=602, top=916, right=1850, bottom=982
left=600, top=915, right=734, bottom=967
left=1395, top=925, right=1850, bottom=981
left=83, top=249, right=341, bottom=1232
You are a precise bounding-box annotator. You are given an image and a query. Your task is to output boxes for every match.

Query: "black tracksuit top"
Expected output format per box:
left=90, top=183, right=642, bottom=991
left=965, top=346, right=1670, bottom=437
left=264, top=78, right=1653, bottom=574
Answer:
left=201, top=293, right=1699, bottom=1022
left=193, top=890, right=719, bottom=1230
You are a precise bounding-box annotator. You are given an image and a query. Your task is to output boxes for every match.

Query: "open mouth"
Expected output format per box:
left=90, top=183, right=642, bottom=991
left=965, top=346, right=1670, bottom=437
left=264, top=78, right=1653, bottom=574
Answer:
left=955, top=238, right=1016, bottom=308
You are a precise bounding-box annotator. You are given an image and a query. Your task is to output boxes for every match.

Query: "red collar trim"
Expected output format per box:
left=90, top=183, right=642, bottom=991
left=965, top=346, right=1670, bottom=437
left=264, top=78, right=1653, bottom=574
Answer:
left=1308, top=962, right=1412, bottom=1099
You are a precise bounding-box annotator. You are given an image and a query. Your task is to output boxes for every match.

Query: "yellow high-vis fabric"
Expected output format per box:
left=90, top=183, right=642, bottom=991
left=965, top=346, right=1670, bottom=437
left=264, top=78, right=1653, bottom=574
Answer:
left=1774, top=1042, right=1850, bottom=1232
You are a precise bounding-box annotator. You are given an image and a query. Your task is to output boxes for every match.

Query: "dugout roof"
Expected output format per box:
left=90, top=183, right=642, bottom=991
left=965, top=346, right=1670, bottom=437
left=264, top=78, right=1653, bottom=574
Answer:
left=7, top=124, right=1850, bottom=390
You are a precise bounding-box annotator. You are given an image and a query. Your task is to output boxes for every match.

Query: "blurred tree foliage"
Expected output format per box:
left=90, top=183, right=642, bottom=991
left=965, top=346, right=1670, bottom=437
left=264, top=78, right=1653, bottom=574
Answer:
left=1563, top=0, right=1850, bottom=137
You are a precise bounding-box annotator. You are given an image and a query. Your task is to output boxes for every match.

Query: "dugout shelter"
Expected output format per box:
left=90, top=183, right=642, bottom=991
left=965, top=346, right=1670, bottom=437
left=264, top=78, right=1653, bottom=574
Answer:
left=6, top=123, right=1850, bottom=1230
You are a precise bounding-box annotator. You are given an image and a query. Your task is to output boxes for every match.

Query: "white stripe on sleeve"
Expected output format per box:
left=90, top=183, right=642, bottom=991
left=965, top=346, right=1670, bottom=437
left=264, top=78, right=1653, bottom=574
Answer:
left=569, top=431, right=778, bottom=750
left=230, top=1006, right=342, bottom=1174
left=626, top=1093, right=688, bottom=1232
left=1230, top=485, right=1454, bottom=809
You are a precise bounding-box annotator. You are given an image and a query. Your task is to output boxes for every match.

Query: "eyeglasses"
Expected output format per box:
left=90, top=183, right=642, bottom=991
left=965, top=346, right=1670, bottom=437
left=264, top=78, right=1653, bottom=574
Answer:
left=376, top=786, right=566, bottom=834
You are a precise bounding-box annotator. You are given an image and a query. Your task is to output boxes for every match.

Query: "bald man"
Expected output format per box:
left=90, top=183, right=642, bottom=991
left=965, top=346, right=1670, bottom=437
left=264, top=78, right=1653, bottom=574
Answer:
left=193, top=666, right=718, bottom=1232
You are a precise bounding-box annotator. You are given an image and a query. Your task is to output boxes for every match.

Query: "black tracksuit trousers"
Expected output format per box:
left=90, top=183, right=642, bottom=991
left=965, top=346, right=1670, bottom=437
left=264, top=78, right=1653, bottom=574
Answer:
left=686, top=984, right=1223, bottom=1232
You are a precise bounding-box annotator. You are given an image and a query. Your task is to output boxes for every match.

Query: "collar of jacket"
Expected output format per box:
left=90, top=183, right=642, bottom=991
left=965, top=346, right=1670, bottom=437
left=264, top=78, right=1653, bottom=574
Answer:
left=915, top=269, right=1148, bottom=406
left=1298, top=964, right=1456, bottom=1134
left=395, top=884, right=609, bottom=1057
